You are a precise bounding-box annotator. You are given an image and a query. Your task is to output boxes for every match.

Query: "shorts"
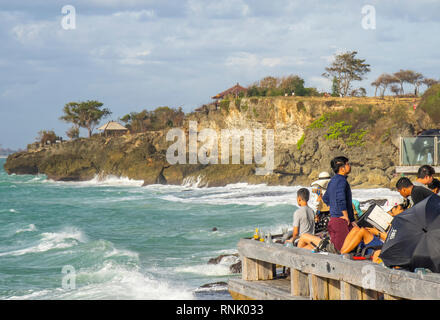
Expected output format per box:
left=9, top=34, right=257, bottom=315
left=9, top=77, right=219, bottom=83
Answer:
left=360, top=235, right=383, bottom=256
left=328, top=217, right=353, bottom=252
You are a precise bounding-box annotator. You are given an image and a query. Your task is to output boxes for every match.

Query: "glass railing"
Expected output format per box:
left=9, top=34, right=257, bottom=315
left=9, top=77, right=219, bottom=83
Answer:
left=400, top=136, right=439, bottom=166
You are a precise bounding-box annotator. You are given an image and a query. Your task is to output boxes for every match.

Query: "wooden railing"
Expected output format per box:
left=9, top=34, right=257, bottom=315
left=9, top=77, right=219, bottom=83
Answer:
left=228, top=238, right=440, bottom=300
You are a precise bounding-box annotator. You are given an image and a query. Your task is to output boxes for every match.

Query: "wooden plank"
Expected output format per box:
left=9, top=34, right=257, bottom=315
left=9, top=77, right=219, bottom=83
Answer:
left=341, top=281, right=362, bottom=300
left=384, top=293, right=402, bottom=300
left=229, top=291, right=255, bottom=300
left=242, top=257, right=258, bottom=281
left=257, top=260, right=275, bottom=280
left=242, top=257, right=274, bottom=281
left=328, top=278, right=341, bottom=300
left=228, top=279, right=308, bottom=300
left=291, top=269, right=309, bottom=297
left=237, top=239, right=440, bottom=300
left=309, top=274, right=329, bottom=300
left=362, top=288, right=379, bottom=300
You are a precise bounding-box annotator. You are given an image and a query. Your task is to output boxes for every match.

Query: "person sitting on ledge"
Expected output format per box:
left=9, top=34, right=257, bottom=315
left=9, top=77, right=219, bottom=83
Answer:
left=413, top=165, right=435, bottom=189
left=296, top=204, right=405, bottom=263
left=428, top=178, right=440, bottom=194
left=396, top=177, right=433, bottom=206
left=284, top=188, right=315, bottom=246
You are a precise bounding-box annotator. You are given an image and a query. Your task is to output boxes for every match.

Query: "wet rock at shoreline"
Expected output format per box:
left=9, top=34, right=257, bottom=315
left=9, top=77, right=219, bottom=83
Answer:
left=208, top=253, right=241, bottom=274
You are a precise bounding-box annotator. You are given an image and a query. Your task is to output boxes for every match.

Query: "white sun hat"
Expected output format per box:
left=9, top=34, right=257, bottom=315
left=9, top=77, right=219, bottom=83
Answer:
left=311, top=171, right=332, bottom=189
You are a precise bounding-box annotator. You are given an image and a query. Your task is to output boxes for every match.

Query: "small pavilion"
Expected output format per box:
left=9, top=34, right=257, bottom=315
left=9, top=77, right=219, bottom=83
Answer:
left=212, top=83, right=248, bottom=100
left=98, top=121, right=128, bottom=137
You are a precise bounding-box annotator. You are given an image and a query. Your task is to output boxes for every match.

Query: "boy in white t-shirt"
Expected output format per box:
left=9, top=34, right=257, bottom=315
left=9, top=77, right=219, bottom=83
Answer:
left=285, top=188, right=315, bottom=246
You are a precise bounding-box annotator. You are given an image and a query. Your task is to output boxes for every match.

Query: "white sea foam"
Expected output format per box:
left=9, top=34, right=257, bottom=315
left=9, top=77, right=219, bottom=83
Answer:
left=157, top=182, right=402, bottom=210
left=0, top=227, right=87, bottom=257
left=175, top=263, right=232, bottom=276
left=46, top=175, right=144, bottom=187
left=15, top=224, right=37, bottom=234
left=8, top=261, right=194, bottom=300
left=182, top=175, right=208, bottom=188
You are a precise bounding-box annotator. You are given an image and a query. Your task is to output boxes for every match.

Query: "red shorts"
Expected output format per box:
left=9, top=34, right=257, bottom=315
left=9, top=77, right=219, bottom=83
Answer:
left=328, top=217, right=352, bottom=252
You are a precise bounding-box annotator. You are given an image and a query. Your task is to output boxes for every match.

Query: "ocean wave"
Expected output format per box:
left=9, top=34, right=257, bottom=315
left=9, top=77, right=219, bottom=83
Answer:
left=182, top=175, right=208, bottom=188
left=8, top=261, right=195, bottom=300
left=175, top=264, right=233, bottom=276
left=157, top=183, right=402, bottom=210
left=0, top=227, right=87, bottom=257
left=45, top=175, right=144, bottom=187
left=15, top=224, right=37, bottom=234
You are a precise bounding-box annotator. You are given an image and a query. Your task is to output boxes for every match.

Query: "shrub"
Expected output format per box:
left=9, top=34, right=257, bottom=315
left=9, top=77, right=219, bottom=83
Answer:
left=296, top=133, right=305, bottom=150
left=66, top=126, right=79, bottom=140
left=325, top=121, right=352, bottom=140
left=308, top=115, right=328, bottom=129
left=219, top=99, right=230, bottom=113
left=37, top=130, right=59, bottom=145
left=418, top=83, right=440, bottom=123
left=346, top=129, right=368, bottom=147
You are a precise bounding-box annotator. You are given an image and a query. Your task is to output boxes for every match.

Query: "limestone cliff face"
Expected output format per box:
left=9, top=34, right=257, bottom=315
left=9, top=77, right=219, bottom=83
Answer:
left=4, top=96, right=430, bottom=188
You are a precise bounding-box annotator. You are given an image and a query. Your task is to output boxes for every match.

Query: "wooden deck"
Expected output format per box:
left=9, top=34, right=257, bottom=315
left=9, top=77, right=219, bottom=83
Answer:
left=228, top=238, right=440, bottom=300
left=229, top=278, right=308, bottom=300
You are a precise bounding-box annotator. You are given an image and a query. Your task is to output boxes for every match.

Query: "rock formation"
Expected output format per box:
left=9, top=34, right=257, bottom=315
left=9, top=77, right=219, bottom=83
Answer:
left=4, top=96, right=432, bottom=188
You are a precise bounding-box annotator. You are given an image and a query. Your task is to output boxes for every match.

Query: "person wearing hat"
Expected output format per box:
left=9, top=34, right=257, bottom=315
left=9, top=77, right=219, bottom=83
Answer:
left=311, top=171, right=331, bottom=233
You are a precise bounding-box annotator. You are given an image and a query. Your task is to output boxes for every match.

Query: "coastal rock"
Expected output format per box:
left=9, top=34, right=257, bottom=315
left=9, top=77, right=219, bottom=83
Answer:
left=4, top=96, right=432, bottom=188
left=208, top=253, right=241, bottom=274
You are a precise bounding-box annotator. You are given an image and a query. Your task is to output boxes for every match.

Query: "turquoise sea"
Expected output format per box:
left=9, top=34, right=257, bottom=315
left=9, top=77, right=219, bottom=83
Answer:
left=0, top=158, right=400, bottom=300
left=0, top=158, right=299, bottom=300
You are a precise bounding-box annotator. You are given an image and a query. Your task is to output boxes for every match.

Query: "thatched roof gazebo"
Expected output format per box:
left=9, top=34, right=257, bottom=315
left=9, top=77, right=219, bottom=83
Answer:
left=212, top=83, right=248, bottom=100
left=98, top=121, right=128, bottom=136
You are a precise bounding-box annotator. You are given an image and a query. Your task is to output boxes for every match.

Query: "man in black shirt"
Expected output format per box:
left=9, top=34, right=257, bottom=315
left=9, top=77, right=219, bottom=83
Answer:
left=396, top=177, right=434, bottom=205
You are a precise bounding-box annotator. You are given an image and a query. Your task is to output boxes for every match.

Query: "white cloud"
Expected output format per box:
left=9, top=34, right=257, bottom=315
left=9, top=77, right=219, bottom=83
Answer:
left=0, top=0, right=439, bottom=148
left=308, top=76, right=332, bottom=92
left=186, top=0, right=250, bottom=18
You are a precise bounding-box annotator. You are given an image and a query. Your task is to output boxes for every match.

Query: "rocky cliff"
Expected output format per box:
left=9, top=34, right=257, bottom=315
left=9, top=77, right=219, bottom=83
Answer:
left=4, top=96, right=432, bottom=188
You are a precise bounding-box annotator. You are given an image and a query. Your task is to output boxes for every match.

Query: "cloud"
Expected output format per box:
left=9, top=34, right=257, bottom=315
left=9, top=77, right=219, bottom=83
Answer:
left=0, top=0, right=439, bottom=148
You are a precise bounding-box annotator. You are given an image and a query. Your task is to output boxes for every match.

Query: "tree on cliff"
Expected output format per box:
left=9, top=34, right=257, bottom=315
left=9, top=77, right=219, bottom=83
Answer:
left=373, top=73, right=400, bottom=98
left=37, top=130, right=59, bottom=145
left=60, top=100, right=111, bottom=138
left=322, top=51, right=370, bottom=97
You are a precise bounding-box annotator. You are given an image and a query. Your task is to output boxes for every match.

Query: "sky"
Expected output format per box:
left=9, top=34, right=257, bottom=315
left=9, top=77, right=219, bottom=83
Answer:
left=0, top=0, right=439, bottom=149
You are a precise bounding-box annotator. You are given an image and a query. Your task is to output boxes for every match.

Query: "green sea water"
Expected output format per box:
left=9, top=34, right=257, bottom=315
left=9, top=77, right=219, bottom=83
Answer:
left=0, top=158, right=299, bottom=300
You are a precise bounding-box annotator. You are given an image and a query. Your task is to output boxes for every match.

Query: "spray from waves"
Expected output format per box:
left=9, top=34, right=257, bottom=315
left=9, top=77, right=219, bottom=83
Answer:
left=8, top=261, right=195, bottom=300
left=157, top=183, right=402, bottom=209
left=0, top=226, right=87, bottom=257
left=44, top=174, right=144, bottom=187
left=174, top=254, right=240, bottom=277
left=159, top=183, right=302, bottom=206
left=79, top=175, right=144, bottom=187
left=175, top=264, right=232, bottom=277
left=182, top=175, right=208, bottom=188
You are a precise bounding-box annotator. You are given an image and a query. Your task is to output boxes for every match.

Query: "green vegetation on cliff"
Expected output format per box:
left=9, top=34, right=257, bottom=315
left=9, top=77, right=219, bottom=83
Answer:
left=419, top=83, right=440, bottom=123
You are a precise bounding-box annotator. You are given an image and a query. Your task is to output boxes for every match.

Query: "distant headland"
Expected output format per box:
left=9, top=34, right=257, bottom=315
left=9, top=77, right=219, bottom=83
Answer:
left=3, top=51, right=440, bottom=188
